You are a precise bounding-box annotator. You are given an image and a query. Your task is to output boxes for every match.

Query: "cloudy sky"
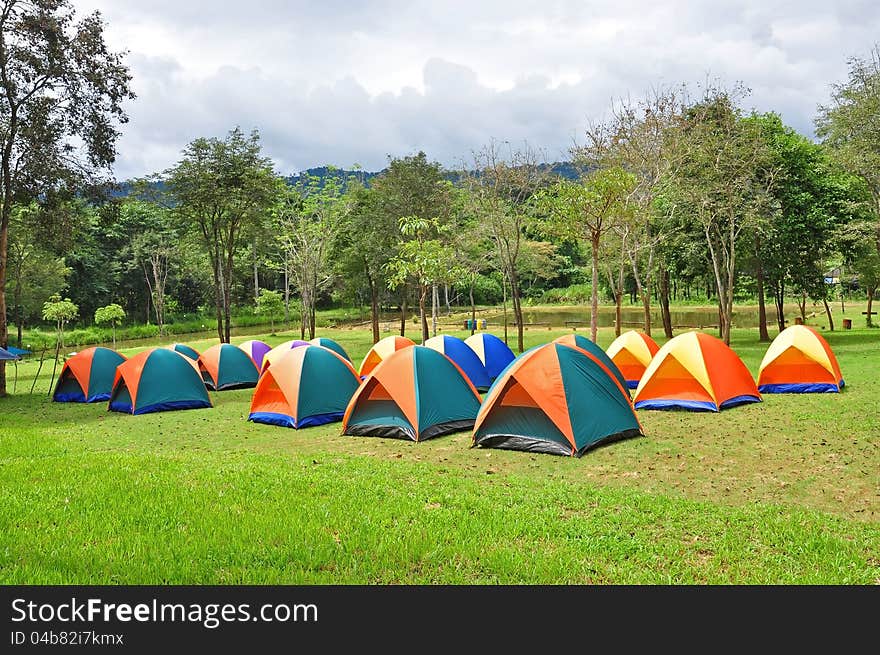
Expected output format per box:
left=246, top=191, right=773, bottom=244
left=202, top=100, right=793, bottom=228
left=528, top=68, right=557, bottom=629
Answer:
left=71, top=0, right=880, bottom=180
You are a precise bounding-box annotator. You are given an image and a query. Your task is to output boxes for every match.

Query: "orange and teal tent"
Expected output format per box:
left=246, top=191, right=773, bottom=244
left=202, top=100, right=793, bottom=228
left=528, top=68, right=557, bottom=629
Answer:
left=109, top=348, right=212, bottom=415
left=473, top=343, right=641, bottom=457
left=343, top=345, right=481, bottom=441
left=249, top=346, right=361, bottom=428
left=633, top=332, right=761, bottom=411
left=198, top=343, right=260, bottom=390
left=165, top=343, right=200, bottom=361
left=309, top=337, right=351, bottom=362
left=261, top=340, right=311, bottom=371
left=238, top=339, right=271, bottom=370
left=553, top=334, right=629, bottom=395
left=53, top=347, right=127, bottom=403
left=358, top=335, right=415, bottom=377
left=464, top=333, right=515, bottom=381
left=757, top=325, right=844, bottom=393
left=606, top=331, right=660, bottom=389
left=424, top=334, right=492, bottom=390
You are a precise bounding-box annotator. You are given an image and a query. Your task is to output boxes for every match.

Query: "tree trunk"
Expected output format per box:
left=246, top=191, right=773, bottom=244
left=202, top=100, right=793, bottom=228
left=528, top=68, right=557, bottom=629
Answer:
left=509, top=268, right=524, bottom=353
left=431, top=284, right=438, bottom=337
left=659, top=265, right=673, bottom=339
left=399, top=290, right=407, bottom=337
left=756, top=256, right=769, bottom=342
left=590, top=232, right=600, bottom=342
left=444, top=284, right=450, bottom=316
left=798, top=291, right=807, bottom=322
left=369, top=278, right=380, bottom=344
left=502, top=274, right=509, bottom=345
left=823, top=298, right=834, bottom=331
left=419, top=284, right=429, bottom=343
left=867, top=287, right=875, bottom=328
left=774, top=281, right=785, bottom=332
left=213, top=257, right=224, bottom=343
left=614, top=291, right=622, bottom=337
left=469, top=284, right=476, bottom=336
left=283, top=257, right=290, bottom=327
left=252, top=245, right=259, bottom=301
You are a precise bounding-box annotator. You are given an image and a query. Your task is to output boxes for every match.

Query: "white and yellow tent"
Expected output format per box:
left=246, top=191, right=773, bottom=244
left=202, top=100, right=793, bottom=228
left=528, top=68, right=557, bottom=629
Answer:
left=605, top=331, right=660, bottom=389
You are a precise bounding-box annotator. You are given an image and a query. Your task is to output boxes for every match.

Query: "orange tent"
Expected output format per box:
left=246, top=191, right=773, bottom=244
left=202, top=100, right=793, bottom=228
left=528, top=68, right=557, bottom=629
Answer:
left=633, top=332, right=761, bottom=411
left=605, top=331, right=660, bottom=389
left=358, top=335, right=415, bottom=377
left=757, top=325, right=844, bottom=393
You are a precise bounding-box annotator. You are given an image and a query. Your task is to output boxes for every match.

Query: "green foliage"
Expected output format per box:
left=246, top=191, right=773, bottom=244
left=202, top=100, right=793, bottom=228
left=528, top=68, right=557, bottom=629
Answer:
left=94, top=304, right=126, bottom=328
left=41, top=296, right=79, bottom=326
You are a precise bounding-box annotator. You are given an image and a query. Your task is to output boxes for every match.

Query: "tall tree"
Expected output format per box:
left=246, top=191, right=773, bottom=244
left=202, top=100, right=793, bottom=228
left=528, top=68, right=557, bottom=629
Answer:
left=465, top=141, right=548, bottom=352
left=536, top=167, right=636, bottom=342
left=669, top=86, right=776, bottom=344
left=165, top=128, right=277, bottom=343
left=0, top=0, right=133, bottom=396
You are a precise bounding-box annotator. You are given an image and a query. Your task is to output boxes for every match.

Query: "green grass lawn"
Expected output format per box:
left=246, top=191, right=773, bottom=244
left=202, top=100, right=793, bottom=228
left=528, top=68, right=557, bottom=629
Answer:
left=1, top=322, right=878, bottom=584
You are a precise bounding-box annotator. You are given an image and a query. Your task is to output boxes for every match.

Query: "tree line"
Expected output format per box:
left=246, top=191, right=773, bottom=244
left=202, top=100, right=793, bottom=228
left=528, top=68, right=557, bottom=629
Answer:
left=0, top=0, right=878, bottom=397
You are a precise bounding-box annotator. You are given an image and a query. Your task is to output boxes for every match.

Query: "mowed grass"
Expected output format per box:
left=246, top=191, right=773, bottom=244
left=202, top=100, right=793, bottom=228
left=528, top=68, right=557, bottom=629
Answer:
left=1, top=321, right=878, bottom=584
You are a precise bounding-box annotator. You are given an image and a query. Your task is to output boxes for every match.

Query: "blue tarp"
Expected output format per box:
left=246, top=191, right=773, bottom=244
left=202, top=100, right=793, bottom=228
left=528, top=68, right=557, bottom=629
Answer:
left=7, top=347, right=30, bottom=356
left=0, top=347, right=20, bottom=361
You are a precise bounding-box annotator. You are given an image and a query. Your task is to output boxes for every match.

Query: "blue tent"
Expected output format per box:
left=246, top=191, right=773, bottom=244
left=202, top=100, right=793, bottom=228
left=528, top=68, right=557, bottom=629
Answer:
left=424, top=335, right=492, bottom=390
left=6, top=346, right=29, bottom=357
left=0, top=347, right=20, bottom=361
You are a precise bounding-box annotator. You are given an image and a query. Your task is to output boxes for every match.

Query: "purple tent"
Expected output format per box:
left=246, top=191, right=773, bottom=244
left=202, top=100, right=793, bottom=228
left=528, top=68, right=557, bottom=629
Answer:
left=238, top=340, right=271, bottom=370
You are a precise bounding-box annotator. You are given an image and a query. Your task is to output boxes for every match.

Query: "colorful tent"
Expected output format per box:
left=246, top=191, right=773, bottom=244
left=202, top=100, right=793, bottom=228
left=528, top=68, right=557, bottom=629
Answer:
left=249, top=346, right=361, bottom=428
left=424, top=335, right=492, bottom=390
left=52, top=347, right=127, bottom=403
left=633, top=332, right=761, bottom=411
left=261, top=340, right=311, bottom=371
left=343, top=345, right=481, bottom=441
left=358, top=335, right=415, bottom=377
left=309, top=337, right=351, bottom=362
left=109, top=348, right=212, bottom=415
left=553, top=334, right=629, bottom=395
left=464, top=333, right=516, bottom=381
left=238, top=339, right=271, bottom=370
left=198, top=343, right=260, bottom=390
left=757, top=325, right=844, bottom=393
left=606, top=331, right=660, bottom=389
left=165, top=343, right=200, bottom=361
left=473, top=343, right=640, bottom=457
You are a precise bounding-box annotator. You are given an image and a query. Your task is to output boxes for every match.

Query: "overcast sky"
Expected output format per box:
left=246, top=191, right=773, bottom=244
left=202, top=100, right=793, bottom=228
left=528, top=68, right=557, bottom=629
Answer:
left=71, top=0, right=880, bottom=180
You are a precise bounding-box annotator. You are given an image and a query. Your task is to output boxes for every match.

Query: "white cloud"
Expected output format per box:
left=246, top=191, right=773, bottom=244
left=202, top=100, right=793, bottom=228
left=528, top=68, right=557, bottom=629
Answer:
left=70, top=0, right=880, bottom=179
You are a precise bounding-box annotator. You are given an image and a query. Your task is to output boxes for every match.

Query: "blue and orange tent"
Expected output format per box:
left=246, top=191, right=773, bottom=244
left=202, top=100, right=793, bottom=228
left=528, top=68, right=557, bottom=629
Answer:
left=109, top=348, right=212, bottom=415
left=198, top=343, right=260, bottom=390
left=165, top=343, right=200, bottom=361
left=553, top=334, right=629, bottom=395
left=633, top=332, right=761, bottom=411
left=53, top=347, right=127, bottom=403
left=343, top=346, right=481, bottom=441
left=473, top=343, right=641, bottom=457
left=424, top=335, right=491, bottom=390
left=464, top=333, right=515, bottom=381
left=757, top=325, right=844, bottom=393
left=249, top=346, right=361, bottom=428
left=309, top=337, right=351, bottom=362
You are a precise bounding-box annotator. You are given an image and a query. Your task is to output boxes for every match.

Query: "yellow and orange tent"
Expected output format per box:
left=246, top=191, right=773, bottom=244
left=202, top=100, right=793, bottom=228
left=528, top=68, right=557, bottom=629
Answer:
left=605, top=331, right=660, bottom=389
left=757, top=325, right=843, bottom=393
left=358, top=335, right=415, bottom=377
left=633, top=332, right=761, bottom=412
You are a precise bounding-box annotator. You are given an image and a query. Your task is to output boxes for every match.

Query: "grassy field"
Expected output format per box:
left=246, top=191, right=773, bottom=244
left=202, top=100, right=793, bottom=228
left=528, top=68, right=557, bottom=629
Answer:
left=1, top=319, right=878, bottom=584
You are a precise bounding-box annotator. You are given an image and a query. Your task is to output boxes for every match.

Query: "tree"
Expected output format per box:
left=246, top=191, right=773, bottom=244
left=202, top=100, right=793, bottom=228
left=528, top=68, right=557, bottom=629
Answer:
left=577, top=86, right=686, bottom=337
left=165, top=128, right=277, bottom=344
left=0, top=0, right=134, bottom=396
left=94, top=303, right=125, bottom=349
left=669, top=86, right=776, bottom=344
left=385, top=215, right=462, bottom=342
left=816, top=46, right=880, bottom=247
left=255, top=289, right=284, bottom=335
left=275, top=172, right=345, bottom=340
left=42, top=294, right=77, bottom=393
left=465, top=141, right=549, bottom=352
left=536, top=167, right=636, bottom=342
